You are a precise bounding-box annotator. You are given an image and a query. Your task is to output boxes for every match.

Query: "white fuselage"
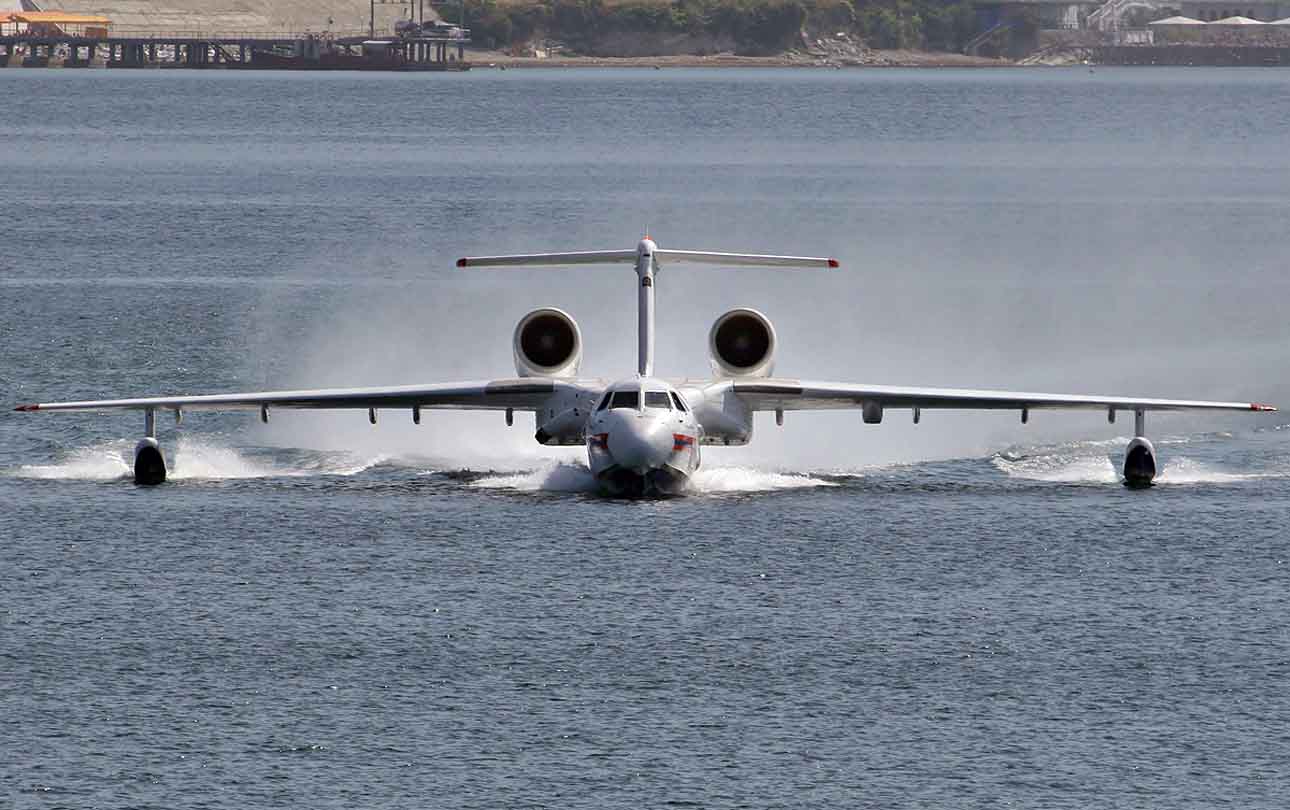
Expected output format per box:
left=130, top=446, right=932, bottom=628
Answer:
left=584, top=377, right=701, bottom=496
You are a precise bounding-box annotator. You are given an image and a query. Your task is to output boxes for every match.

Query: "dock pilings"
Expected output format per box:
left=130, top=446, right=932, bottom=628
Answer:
left=0, top=31, right=469, bottom=69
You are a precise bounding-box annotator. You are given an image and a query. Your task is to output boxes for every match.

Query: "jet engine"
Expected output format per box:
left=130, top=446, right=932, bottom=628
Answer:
left=709, top=308, right=776, bottom=378
left=1123, top=436, right=1157, bottom=488
left=513, top=308, right=582, bottom=378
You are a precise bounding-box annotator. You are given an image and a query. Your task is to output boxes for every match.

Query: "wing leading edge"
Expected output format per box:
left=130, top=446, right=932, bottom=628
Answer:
left=14, top=379, right=597, bottom=414
left=733, top=380, right=1277, bottom=414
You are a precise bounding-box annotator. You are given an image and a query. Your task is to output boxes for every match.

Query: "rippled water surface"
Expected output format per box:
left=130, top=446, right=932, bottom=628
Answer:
left=3, top=68, right=1290, bottom=808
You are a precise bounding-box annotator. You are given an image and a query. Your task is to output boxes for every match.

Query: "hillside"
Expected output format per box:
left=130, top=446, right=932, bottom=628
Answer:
left=22, top=0, right=981, bottom=59
left=452, top=0, right=979, bottom=57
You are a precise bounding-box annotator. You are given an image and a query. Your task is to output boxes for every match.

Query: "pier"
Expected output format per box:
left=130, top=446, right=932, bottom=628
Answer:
left=0, top=14, right=470, bottom=70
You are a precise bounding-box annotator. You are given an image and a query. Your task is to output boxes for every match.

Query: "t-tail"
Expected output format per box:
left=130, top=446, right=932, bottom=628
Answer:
left=457, top=238, right=839, bottom=376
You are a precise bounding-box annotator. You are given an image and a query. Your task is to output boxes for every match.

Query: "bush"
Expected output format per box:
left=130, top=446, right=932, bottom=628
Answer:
left=854, top=0, right=975, bottom=51
left=920, top=2, right=974, bottom=51
left=744, top=0, right=809, bottom=52
left=857, top=6, right=904, bottom=48
left=807, top=0, right=856, bottom=32
left=440, top=0, right=977, bottom=55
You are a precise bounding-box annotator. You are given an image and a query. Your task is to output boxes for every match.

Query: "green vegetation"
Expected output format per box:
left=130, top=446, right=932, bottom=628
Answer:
left=443, top=0, right=979, bottom=55
left=857, top=0, right=977, bottom=51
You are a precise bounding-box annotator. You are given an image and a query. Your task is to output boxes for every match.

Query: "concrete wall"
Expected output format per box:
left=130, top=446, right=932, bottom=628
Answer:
left=1179, top=1, right=1290, bottom=20
left=1154, top=22, right=1290, bottom=42
left=1097, top=42, right=1290, bottom=59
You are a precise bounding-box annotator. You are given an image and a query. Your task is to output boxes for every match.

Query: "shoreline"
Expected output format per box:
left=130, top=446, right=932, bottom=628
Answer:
left=469, top=49, right=1014, bottom=69
left=0, top=44, right=1013, bottom=71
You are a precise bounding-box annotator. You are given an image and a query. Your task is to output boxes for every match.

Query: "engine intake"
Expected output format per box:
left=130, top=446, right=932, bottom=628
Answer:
left=709, top=308, right=776, bottom=378
left=1123, top=436, right=1157, bottom=488
left=514, top=308, right=582, bottom=378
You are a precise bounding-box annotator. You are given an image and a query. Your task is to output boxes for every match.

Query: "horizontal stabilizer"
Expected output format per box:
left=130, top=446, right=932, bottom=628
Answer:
left=457, top=250, right=637, bottom=268
left=457, top=240, right=839, bottom=270
left=654, top=249, right=838, bottom=269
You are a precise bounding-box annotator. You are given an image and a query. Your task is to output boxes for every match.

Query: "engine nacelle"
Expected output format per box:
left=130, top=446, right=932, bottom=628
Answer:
left=1123, top=436, right=1157, bottom=488
left=513, top=308, right=582, bottom=378
left=134, top=437, right=166, bottom=486
left=708, top=308, right=776, bottom=378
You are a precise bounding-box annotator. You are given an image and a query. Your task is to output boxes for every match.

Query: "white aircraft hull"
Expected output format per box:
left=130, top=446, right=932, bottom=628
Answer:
left=584, top=377, right=703, bottom=497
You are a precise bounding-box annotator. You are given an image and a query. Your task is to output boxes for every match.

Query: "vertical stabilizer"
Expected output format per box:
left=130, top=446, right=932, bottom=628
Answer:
left=635, top=238, right=657, bottom=377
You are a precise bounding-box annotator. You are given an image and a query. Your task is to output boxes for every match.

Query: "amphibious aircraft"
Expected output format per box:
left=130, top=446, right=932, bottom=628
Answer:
left=15, top=238, right=1277, bottom=493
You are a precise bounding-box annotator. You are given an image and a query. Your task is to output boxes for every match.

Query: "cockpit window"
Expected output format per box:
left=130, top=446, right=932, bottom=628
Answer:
left=670, top=392, right=689, bottom=412
left=644, top=391, right=671, bottom=410
left=596, top=392, right=611, bottom=411
left=610, top=390, right=640, bottom=410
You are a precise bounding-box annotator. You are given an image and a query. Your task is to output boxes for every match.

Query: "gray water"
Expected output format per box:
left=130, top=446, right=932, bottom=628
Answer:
left=2, top=67, right=1289, bottom=808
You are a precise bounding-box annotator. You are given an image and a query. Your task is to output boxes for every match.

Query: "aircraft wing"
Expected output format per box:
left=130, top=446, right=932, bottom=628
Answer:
left=15, top=378, right=594, bottom=414
left=732, top=379, right=1277, bottom=415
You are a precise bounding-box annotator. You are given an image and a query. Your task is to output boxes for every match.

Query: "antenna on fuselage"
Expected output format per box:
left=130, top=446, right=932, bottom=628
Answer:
left=456, top=238, right=839, bottom=377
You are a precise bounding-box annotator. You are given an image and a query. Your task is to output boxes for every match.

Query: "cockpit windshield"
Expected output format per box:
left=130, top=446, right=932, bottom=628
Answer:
left=644, top=391, right=671, bottom=410
left=610, top=390, right=640, bottom=410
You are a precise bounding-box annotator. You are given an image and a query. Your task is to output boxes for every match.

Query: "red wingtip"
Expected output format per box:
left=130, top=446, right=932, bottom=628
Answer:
left=827, top=258, right=840, bottom=268
left=1251, top=403, right=1278, bottom=412
left=14, top=403, right=39, bottom=411
left=456, top=258, right=468, bottom=268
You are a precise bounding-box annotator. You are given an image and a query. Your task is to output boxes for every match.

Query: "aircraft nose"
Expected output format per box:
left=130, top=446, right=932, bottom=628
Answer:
left=606, top=417, right=673, bottom=472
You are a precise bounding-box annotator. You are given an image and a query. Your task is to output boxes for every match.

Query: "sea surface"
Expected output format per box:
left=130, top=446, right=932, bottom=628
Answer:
left=2, top=67, right=1289, bottom=808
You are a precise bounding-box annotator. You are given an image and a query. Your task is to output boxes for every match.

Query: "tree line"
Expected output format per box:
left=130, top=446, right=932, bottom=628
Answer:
left=441, top=0, right=980, bottom=55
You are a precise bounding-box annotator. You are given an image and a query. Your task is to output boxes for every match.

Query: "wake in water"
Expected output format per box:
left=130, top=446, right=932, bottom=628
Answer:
left=468, top=461, right=836, bottom=495
left=1154, top=458, right=1274, bottom=485
left=17, top=428, right=1288, bottom=492
left=469, top=462, right=600, bottom=493
left=17, top=441, right=135, bottom=481
left=689, top=466, right=837, bottom=493
left=991, top=442, right=1120, bottom=484
left=991, top=433, right=1287, bottom=486
left=15, top=435, right=835, bottom=495
left=14, top=437, right=387, bottom=481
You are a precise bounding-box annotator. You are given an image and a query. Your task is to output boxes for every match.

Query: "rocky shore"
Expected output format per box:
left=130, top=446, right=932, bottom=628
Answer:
left=472, top=46, right=1010, bottom=69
